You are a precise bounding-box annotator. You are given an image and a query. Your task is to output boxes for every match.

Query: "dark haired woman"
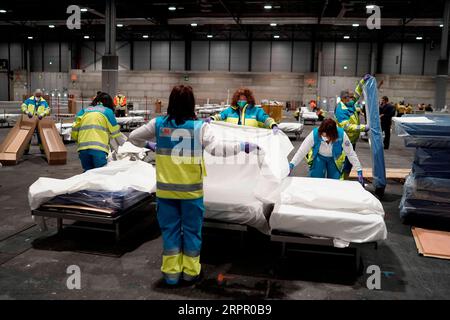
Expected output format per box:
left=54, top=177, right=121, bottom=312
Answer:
left=289, top=118, right=364, bottom=184
left=209, top=87, right=279, bottom=133
left=129, top=85, right=257, bottom=286
left=71, top=92, right=122, bottom=171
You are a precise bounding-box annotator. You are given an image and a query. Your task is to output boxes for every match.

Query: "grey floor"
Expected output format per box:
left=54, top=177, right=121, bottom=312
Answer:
left=0, top=114, right=449, bottom=300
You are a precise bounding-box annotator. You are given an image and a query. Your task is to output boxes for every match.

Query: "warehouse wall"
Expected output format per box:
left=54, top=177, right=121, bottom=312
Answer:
left=4, top=41, right=450, bottom=107
left=0, top=40, right=446, bottom=76
left=66, top=70, right=312, bottom=106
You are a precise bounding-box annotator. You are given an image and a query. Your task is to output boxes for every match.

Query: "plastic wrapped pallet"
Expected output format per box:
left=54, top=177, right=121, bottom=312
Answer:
left=394, top=115, right=450, bottom=224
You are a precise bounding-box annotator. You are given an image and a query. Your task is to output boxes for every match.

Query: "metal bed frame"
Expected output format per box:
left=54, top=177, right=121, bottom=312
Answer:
left=270, top=229, right=378, bottom=274
left=32, top=194, right=155, bottom=242
left=202, top=218, right=378, bottom=274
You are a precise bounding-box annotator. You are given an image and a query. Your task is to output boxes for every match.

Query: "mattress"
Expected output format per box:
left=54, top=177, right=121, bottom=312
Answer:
left=270, top=204, right=387, bottom=245
left=269, top=176, right=387, bottom=246
left=44, top=188, right=150, bottom=215
left=278, top=122, right=304, bottom=133
left=301, top=112, right=319, bottom=120
left=204, top=187, right=272, bottom=234
left=117, top=116, right=145, bottom=125
left=363, top=76, right=386, bottom=191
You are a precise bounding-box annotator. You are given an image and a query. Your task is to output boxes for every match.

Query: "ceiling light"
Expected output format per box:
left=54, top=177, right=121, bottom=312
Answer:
left=273, top=35, right=280, bottom=39
left=49, top=61, right=53, bottom=65
left=264, top=5, right=272, bottom=9
left=49, top=25, right=55, bottom=28
left=143, top=35, right=149, bottom=39
left=416, top=36, right=423, bottom=40
left=352, top=23, right=359, bottom=27
left=168, top=6, right=176, bottom=11
left=27, top=36, right=33, bottom=40
left=440, top=24, right=444, bottom=27
left=84, top=35, right=90, bottom=39
left=191, top=23, right=198, bottom=27
left=0, top=9, right=6, bottom=13
left=270, top=23, right=277, bottom=26
left=117, top=23, right=123, bottom=27
left=366, top=5, right=375, bottom=9
left=207, top=34, right=213, bottom=38
left=81, top=8, right=88, bottom=12
left=343, top=35, right=350, bottom=39
left=343, top=65, right=348, bottom=70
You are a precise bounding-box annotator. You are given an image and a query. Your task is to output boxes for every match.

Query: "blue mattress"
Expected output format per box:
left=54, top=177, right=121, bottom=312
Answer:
left=46, top=189, right=150, bottom=214
left=364, top=76, right=386, bottom=192
left=414, top=148, right=450, bottom=166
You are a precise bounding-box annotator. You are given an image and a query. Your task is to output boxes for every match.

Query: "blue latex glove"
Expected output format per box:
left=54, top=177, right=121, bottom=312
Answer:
left=357, top=170, right=364, bottom=186
left=272, top=125, right=280, bottom=135
left=364, top=125, right=370, bottom=132
left=38, top=115, right=43, bottom=120
left=363, top=74, right=372, bottom=82
left=145, top=141, right=157, bottom=152
left=289, top=162, right=295, bottom=175
left=203, top=117, right=212, bottom=124
left=27, top=112, right=33, bottom=119
left=240, top=142, right=259, bottom=154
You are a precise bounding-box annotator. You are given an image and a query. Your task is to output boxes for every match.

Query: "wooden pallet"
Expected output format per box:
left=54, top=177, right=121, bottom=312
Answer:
left=349, top=168, right=410, bottom=183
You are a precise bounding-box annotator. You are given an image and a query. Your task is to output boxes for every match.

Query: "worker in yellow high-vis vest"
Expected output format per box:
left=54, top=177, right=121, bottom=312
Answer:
left=129, top=85, right=258, bottom=286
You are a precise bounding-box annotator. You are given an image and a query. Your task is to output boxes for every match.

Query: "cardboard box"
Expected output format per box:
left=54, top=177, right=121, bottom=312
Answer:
left=0, top=115, right=37, bottom=165
left=38, top=118, right=67, bottom=165
left=262, top=104, right=283, bottom=124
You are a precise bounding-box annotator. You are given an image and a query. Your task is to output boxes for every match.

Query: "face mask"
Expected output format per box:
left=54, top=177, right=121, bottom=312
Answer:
left=237, top=100, right=247, bottom=108
left=321, top=136, right=329, bottom=142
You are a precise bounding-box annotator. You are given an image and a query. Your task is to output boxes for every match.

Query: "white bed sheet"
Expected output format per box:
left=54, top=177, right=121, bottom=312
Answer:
left=278, top=122, right=304, bottom=133
left=204, top=186, right=272, bottom=234
left=270, top=204, right=387, bottom=245
left=117, top=116, right=145, bottom=125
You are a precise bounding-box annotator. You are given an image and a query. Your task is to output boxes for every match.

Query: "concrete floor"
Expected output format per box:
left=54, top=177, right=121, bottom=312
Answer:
left=0, top=114, right=449, bottom=300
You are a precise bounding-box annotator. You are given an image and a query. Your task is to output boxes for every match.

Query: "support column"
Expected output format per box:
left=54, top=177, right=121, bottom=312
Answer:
left=435, top=0, right=450, bottom=111
left=102, top=0, right=118, bottom=96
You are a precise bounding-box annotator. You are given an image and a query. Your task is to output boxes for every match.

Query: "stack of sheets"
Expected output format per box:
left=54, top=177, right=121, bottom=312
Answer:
left=270, top=177, right=387, bottom=247
left=394, top=115, right=450, bottom=223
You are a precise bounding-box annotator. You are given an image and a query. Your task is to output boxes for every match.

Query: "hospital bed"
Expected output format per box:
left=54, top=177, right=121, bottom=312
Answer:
left=116, top=116, right=145, bottom=131
left=277, top=122, right=304, bottom=140
left=32, top=190, right=155, bottom=242
left=0, top=113, right=21, bottom=127
left=300, top=107, right=319, bottom=124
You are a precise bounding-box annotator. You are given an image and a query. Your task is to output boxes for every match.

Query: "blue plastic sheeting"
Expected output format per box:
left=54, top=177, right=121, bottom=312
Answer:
left=394, top=114, right=450, bottom=148
left=412, top=163, right=450, bottom=178
left=400, top=198, right=450, bottom=220
left=404, top=136, right=450, bottom=149
left=414, top=148, right=450, bottom=166
left=363, top=76, right=386, bottom=190
left=394, top=114, right=450, bottom=137
left=402, top=175, right=450, bottom=204
left=46, top=188, right=149, bottom=214
left=415, top=176, right=450, bottom=193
